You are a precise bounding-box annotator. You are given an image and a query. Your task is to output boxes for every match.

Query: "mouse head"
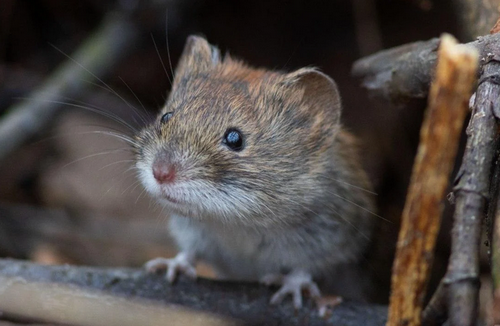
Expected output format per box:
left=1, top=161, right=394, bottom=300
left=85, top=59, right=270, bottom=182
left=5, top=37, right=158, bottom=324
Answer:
left=135, top=36, right=343, bottom=226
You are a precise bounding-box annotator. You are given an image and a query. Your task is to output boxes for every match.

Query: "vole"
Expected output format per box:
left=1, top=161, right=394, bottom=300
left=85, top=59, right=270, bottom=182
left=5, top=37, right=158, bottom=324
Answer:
left=134, top=35, right=375, bottom=308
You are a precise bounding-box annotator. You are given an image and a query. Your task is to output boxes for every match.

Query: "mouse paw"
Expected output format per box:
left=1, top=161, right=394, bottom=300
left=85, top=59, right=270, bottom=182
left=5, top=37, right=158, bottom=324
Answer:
left=261, top=270, right=321, bottom=309
left=144, top=252, right=196, bottom=283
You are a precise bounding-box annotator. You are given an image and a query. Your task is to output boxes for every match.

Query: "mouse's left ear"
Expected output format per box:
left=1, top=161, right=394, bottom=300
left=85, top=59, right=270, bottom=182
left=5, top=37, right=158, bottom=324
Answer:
left=283, top=68, right=342, bottom=126
left=173, top=35, right=221, bottom=86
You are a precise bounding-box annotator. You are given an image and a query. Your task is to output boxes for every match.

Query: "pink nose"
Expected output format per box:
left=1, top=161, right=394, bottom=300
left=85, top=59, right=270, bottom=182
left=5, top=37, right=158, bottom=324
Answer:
left=152, top=159, right=176, bottom=184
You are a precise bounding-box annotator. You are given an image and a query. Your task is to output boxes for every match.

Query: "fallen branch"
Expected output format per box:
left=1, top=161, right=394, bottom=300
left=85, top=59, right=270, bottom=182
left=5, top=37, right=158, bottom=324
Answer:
left=351, top=33, right=500, bottom=104
left=0, top=259, right=388, bottom=326
left=386, top=34, right=478, bottom=326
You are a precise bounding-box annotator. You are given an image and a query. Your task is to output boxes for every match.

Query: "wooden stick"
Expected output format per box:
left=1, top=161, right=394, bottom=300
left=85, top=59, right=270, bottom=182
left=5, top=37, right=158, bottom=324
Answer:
left=386, top=34, right=478, bottom=326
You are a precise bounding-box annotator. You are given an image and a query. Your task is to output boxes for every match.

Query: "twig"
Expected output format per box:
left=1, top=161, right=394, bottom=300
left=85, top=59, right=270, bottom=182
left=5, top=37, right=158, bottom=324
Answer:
left=421, top=281, right=447, bottom=326
left=386, top=34, right=478, bottom=326
left=0, top=10, right=139, bottom=161
left=0, top=258, right=388, bottom=326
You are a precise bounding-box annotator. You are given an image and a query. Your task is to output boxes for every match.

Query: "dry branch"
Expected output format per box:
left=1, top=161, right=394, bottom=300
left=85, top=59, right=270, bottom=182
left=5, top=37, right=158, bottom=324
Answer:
left=0, top=258, right=387, bottom=326
left=386, top=34, right=478, bottom=326
left=351, top=33, right=500, bottom=104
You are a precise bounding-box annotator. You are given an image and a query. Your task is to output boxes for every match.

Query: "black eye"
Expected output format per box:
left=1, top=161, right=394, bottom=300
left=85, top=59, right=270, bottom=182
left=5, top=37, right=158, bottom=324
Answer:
left=223, top=128, right=244, bottom=151
left=160, top=112, right=174, bottom=124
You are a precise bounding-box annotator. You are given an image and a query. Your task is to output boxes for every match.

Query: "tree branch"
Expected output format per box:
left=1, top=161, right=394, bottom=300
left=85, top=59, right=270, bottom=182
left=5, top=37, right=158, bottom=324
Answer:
left=0, top=259, right=387, bottom=326
left=351, top=33, right=500, bottom=104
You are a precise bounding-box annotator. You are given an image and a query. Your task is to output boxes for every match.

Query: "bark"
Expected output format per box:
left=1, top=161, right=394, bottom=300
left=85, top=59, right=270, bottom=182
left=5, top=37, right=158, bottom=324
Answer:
left=386, top=34, right=478, bottom=326
left=351, top=33, right=500, bottom=104
left=445, top=35, right=500, bottom=326
left=0, top=259, right=388, bottom=326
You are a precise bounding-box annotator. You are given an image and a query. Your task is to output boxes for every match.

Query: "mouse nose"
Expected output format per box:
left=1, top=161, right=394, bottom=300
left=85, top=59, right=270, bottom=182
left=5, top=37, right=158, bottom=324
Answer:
left=152, top=155, right=176, bottom=184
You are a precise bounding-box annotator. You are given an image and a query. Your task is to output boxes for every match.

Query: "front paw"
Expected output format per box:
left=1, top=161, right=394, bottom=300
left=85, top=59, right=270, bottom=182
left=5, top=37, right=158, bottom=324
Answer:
left=144, top=252, right=197, bottom=283
left=260, top=270, right=321, bottom=309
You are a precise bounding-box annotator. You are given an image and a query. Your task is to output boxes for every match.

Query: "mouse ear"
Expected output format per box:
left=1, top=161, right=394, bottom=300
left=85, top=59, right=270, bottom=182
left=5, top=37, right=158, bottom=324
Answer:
left=283, top=68, right=342, bottom=126
left=173, top=35, right=221, bottom=84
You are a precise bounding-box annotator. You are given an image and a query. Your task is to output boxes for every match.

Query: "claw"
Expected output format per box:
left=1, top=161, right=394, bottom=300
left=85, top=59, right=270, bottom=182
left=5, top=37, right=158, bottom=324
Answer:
left=262, top=270, right=321, bottom=309
left=144, top=252, right=196, bottom=283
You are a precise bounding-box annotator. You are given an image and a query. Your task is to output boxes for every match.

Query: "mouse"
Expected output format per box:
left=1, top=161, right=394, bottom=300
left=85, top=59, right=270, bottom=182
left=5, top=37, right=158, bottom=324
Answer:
left=134, top=35, right=375, bottom=309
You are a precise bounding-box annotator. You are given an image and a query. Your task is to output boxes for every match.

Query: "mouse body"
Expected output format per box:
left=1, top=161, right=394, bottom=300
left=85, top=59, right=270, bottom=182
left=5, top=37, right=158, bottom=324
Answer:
left=134, top=35, right=375, bottom=308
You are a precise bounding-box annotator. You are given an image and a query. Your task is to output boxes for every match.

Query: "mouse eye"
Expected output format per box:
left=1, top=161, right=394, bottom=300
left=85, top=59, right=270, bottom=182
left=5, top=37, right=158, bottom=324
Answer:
left=223, top=128, right=244, bottom=151
left=160, top=112, right=174, bottom=124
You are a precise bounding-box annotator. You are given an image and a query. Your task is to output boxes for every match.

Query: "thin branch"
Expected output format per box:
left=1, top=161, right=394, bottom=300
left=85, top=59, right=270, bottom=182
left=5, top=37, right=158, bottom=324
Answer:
left=386, top=34, right=478, bottom=326
left=0, top=258, right=388, bottom=326
left=421, top=281, right=448, bottom=326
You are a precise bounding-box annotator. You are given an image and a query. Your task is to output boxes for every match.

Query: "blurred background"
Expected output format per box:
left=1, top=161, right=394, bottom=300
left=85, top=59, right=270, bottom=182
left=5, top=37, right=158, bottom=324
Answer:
left=0, top=0, right=466, bottom=306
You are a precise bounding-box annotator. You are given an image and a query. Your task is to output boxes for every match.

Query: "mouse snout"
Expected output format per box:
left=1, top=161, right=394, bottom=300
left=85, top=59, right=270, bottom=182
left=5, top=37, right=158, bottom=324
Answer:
left=152, top=154, right=176, bottom=184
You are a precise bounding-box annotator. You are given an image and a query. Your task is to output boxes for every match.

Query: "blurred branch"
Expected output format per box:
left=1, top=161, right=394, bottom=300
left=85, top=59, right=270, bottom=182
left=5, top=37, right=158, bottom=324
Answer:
left=0, top=9, right=139, bottom=162
left=453, top=0, right=500, bottom=40
left=0, top=258, right=387, bottom=326
left=386, top=34, right=478, bottom=326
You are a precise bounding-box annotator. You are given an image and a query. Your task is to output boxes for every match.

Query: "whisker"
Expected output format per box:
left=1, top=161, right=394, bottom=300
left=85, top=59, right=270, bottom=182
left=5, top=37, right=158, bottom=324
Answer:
left=121, top=178, right=144, bottom=196
left=322, top=176, right=377, bottom=195
left=151, top=33, right=172, bottom=86
left=118, top=77, right=148, bottom=114
left=49, top=44, right=144, bottom=119
left=165, top=10, right=175, bottom=80
left=15, top=97, right=138, bottom=133
left=99, top=159, right=135, bottom=171
left=62, top=149, right=130, bottom=169
left=82, top=78, right=151, bottom=126
left=325, top=190, right=390, bottom=223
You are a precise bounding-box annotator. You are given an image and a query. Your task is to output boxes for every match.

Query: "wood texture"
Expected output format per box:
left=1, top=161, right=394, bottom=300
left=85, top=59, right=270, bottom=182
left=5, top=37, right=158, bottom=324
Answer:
left=386, top=34, right=478, bottom=326
left=0, top=259, right=388, bottom=326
